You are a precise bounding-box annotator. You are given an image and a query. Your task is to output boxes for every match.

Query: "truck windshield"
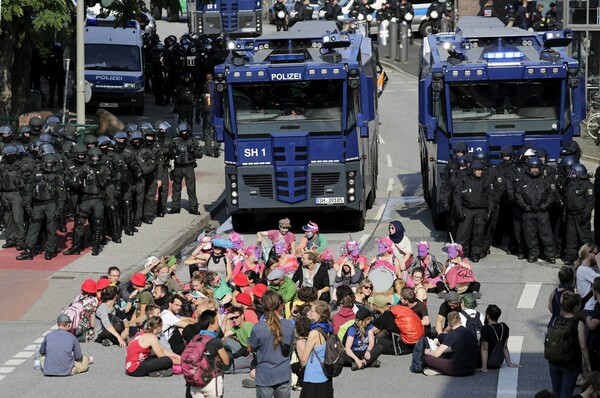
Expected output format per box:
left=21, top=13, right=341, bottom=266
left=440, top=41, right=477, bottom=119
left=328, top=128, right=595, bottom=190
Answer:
left=449, top=80, right=561, bottom=133
left=85, top=44, right=141, bottom=72
left=231, top=80, right=343, bottom=135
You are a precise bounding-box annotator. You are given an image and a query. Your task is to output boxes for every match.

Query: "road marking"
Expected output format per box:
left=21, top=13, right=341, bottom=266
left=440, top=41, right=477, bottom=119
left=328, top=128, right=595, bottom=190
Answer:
left=358, top=234, right=369, bottom=248
left=4, top=359, right=26, bottom=366
left=0, top=367, right=15, bottom=374
left=387, top=178, right=394, bottom=191
left=33, top=338, right=44, bottom=344
left=50, top=325, right=58, bottom=330
left=13, top=351, right=35, bottom=359
left=378, top=135, right=386, bottom=144
left=386, top=154, right=393, bottom=168
left=517, top=283, right=541, bottom=309
left=375, top=204, right=385, bottom=221
left=23, top=345, right=39, bottom=351
left=497, top=336, right=523, bottom=398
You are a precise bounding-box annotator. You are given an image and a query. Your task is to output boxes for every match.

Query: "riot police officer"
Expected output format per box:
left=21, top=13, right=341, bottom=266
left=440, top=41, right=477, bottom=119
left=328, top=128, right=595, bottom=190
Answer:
left=397, top=0, right=415, bottom=23
left=173, top=72, right=197, bottom=125
left=0, top=126, right=15, bottom=153
left=453, top=159, right=494, bottom=262
left=491, top=145, right=517, bottom=252
left=154, top=121, right=175, bottom=217
left=17, top=153, right=65, bottom=260
left=515, top=157, right=556, bottom=263
left=199, top=72, right=218, bottom=157
left=64, top=148, right=110, bottom=256
left=169, top=122, right=203, bottom=215
left=531, top=3, right=546, bottom=31
left=141, top=127, right=162, bottom=224
left=325, top=0, right=342, bottom=21
left=273, top=0, right=289, bottom=31
left=440, top=156, right=468, bottom=242
left=113, top=131, right=137, bottom=235
left=62, top=144, right=88, bottom=233
left=0, top=146, right=26, bottom=250
left=563, top=164, right=594, bottom=264
left=98, top=136, right=122, bottom=244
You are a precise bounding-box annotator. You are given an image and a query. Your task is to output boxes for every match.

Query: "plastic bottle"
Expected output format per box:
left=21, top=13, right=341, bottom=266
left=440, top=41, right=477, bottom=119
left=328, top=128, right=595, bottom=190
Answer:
left=33, top=347, right=41, bottom=370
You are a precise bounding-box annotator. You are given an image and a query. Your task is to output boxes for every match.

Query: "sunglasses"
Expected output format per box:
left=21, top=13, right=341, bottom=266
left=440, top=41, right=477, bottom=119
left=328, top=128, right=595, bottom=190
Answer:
left=363, top=286, right=373, bottom=290
left=229, top=315, right=241, bottom=320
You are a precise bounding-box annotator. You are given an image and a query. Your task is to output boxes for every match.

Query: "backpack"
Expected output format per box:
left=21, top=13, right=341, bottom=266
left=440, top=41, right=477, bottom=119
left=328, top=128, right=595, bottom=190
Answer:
left=410, top=335, right=429, bottom=373
left=461, top=310, right=483, bottom=342
left=544, top=317, right=574, bottom=362
left=312, top=327, right=345, bottom=378
left=487, top=323, right=505, bottom=369
left=182, top=334, right=221, bottom=387
left=63, top=295, right=95, bottom=336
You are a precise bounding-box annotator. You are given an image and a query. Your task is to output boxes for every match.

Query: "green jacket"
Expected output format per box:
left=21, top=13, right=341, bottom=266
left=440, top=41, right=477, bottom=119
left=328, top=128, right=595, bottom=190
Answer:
left=269, top=276, right=297, bottom=303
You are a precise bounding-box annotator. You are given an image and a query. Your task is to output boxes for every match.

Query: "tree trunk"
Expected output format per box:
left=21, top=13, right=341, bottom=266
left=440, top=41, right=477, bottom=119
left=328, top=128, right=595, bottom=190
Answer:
left=0, top=10, right=33, bottom=123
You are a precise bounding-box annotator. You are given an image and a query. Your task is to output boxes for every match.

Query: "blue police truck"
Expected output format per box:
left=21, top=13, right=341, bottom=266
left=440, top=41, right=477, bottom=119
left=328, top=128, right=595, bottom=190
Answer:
left=212, top=21, right=380, bottom=231
left=187, top=0, right=262, bottom=37
left=419, top=17, right=586, bottom=229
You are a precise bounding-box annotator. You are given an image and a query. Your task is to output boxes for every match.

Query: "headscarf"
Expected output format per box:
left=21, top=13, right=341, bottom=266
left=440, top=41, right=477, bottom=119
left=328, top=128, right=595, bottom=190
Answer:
left=389, top=220, right=405, bottom=244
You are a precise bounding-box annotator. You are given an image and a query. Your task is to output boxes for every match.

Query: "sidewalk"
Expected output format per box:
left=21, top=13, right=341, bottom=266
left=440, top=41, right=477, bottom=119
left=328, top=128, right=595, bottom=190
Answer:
left=0, top=154, right=226, bottom=321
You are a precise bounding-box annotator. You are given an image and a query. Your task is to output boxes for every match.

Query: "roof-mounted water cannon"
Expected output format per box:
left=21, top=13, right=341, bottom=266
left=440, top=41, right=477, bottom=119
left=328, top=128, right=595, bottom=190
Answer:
left=215, top=72, right=226, bottom=93
left=441, top=40, right=467, bottom=65
left=322, top=31, right=352, bottom=50
left=540, top=29, right=573, bottom=63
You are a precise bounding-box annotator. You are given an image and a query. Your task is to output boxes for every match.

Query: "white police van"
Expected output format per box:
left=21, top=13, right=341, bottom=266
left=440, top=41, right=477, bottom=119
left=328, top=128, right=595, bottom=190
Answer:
left=84, top=16, right=145, bottom=115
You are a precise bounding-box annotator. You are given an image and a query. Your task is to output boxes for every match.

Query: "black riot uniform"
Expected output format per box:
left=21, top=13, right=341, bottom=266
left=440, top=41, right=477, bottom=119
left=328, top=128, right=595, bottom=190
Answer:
left=17, top=154, right=65, bottom=260
left=440, top=157, right=468, bottom=243
left=554, top=155, right=576, bottom=259
left=113, top=132, right=137, bottom=236
left=440, top=142, right=468, bottom=240
left=129, top=131, right=149, bottom=228
left=515, top=157, right=556, bottom=263
left=155, top=121, right=175, bottom=217
left=151, top=43, right=166, bottom=105
left=563, top=164, right=595, bottom=263
left=397, top=0, right=415, bottom=22
left=169, top=122, right=203, bottom=215
left=64, top=148, right=111, bottom=256
left=173, top=72, right=197, bottom=125
left=273, top=0, right=289, bottom=31
left=199, top=74, right=218, bottom=157
left=63, top=144, right=87, bottom=233
left=325, top=0, right=342, bottom=21
left=0, top=146, right=26, bottom=250
left=98, top=136, right=122, bottom=244
left=140, top=127, right=162, bottom=224
left=453, top=159, right=494, bottom=262
left=490, top=146, right=518, bottom=252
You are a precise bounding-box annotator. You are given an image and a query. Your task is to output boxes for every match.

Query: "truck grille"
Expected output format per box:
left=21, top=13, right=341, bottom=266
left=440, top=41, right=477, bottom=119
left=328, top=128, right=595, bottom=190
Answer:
left=273, top=145, right=308, bottom=162
left=310, top=173, right=340, bottom=196
left=275, top=169, right=307, bottom=203
left=221, top=2, right=238, bottom=31
left=204, top=14, right=222, bottom=31
left=243, top=175, right=273, bottom=198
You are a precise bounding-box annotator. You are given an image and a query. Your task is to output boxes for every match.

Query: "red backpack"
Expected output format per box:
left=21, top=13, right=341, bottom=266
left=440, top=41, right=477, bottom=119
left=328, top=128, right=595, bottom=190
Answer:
left=181, top=334, right=221, bottom=387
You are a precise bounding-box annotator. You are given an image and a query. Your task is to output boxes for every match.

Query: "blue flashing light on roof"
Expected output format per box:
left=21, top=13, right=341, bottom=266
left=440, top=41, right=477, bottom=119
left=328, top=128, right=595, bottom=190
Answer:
left=86, top=18, right=97, bottom=25
left=268, top=53, right=306, bottom=63
left=482, top=51, right=525, bottom=61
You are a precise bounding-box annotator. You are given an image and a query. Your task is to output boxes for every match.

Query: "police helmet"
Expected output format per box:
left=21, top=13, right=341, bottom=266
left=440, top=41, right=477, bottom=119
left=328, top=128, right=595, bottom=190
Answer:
left=84, top=134, right=98, bottom=146
left=15, top=144, right=26, bottom=156
left=0, top=125, right=13, bottom=137
left=178, top=122, right=191, bottom=136
left=18, top=126, right=33, bottom=136
left=473, top=149, right=488, bottom=164
left=42, top=153, right=60, bottom=173
left=452, top=142, right=468, bottom=154
left=518, top=147, right=537, bottom=162
left=29, top=117, right=43, bottom=132
left=125, top=123, right=139, bottom=134
left=506, top=2, right=515, bottom=11
left=2, top=145, right=18, bottom=162
left=130, top=130, right=143, bottom=141
left=143, top=128, right=157, bottom=140
left=569, top=163, right=589, bottom=179
left=53, top=126, right=65, bottom=137
left=457, top=156, right=468, bottom=168
left=44, top=115, right=61, bottom=126
left=73, top=144, right=87, bottom=162
left=526, top=156, right=542, bottom=177
left=38, top=142, right=56, bottom=156
left=558, top=155, right=576, bottom=172
left=536, top=148, right=549, bottom=164
left=164, top=35, right=177, bottom=48
left=87, top=147, right=103, bottom=165
left=182, top=72, right=193, bottom=83
left=153, top=43, right=165, bottom=53
left=39, top=133, right=53, bottom=143
left=561, top=140, right=581, bottom=157
left=97, top=135, right=112, bottom=148
left=470, top=159, right=484, bottom=170
left=114, top=131, right=128, bottom=143
left=140, top=122, right=155, bottom=134
left=463, top=152, right=474, bottom=165
left=500, top=145, right=514, bottom=157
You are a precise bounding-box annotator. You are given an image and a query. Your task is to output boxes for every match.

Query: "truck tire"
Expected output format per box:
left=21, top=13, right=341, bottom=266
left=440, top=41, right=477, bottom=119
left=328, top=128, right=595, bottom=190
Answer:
left=133, top=104, right=145, bottom=116
left=431, top=180, right=445, bottom=230
left=232, top=213, right=254, bottom=232
left=419, top=21, right=435, bottom=37
left=152, top=5, right=162, bottom=20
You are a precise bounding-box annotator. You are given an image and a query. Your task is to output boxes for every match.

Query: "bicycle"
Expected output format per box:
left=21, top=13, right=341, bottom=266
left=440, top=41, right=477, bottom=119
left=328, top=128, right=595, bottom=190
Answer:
left=582, top=91, right=600, bottom=140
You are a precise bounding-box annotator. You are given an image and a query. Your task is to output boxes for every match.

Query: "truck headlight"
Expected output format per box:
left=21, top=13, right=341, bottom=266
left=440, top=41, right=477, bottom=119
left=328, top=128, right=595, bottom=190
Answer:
left=123, top=82, right=141, bottom=89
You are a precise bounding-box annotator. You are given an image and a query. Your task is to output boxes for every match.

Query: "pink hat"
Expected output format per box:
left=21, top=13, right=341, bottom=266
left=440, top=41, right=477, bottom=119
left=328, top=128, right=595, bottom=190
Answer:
left=236, top=293, right=253, bottom=306
left=81, top=279, right=97, bottom=294
left=130, top=273, right=147, bottom=287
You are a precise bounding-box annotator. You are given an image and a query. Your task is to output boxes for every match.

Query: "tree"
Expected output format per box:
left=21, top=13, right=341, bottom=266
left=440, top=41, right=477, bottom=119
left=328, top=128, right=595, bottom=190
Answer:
left=0, top=0, right=140, bottom=120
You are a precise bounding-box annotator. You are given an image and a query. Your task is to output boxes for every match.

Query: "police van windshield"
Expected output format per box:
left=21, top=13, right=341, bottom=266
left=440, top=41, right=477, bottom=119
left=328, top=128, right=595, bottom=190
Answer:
left=85, top=44, right=141, bottom=72
left=231, top=80, right=343, bottom=135
left=449, top=80, right=561, bottom=133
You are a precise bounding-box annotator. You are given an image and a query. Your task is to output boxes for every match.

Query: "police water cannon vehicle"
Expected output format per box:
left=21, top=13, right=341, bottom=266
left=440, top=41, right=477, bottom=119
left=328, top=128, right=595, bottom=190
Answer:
left=188, top=0, right=262, bottom=37
left=212, top=21, right=381, bottom=231
left=418, top=17, right=585, bottom=229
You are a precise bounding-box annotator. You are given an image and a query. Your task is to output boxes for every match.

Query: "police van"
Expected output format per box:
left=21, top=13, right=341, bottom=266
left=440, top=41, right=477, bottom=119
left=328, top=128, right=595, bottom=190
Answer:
left=84, top=17, right=145, bottom=115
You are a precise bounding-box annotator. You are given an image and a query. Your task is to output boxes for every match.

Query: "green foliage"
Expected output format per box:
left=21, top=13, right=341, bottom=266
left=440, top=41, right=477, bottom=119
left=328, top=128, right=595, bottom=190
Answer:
left=105, top=0, right=141, bottom=27
left=1, top=0, right=70, bottom=30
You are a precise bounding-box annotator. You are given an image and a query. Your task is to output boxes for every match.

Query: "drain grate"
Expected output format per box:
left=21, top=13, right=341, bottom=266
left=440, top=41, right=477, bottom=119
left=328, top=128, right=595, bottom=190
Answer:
left=50, top=276, right=75, bottom=280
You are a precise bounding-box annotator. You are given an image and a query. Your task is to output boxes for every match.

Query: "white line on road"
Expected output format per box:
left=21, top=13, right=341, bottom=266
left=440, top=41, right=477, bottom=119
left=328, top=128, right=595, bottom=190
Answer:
left=387, top=178, right=394, bottom=191
left=0, top=367, right=15, bottom=374
left=378, top=136, right=386, bottom=144
left=33, top=338, right=44, bottom=344
left=517, top=283, right=542, bottom=309
left=4, top=359, right=26, bottom=366
left=496, top=336, right=523, bottom=398
left=375, top=204, right=385, bottom=221
left=358, top=234, right=369, bottom=248
left=23, top=345, right=39, bottom=351
left=386, top=154, right=393, bottom=168
left=13, top=351, right=35, bottom=359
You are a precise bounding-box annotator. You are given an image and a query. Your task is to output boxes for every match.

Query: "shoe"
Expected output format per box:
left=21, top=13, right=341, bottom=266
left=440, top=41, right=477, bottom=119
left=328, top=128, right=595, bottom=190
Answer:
left=16, top=248, right=34, bottom=260
left=101, top=339, right=111, bottom=347
left=156, top=209, right=165, bottom=218
left=63, top=246, right=81, bottom=255
left=242, top=379, right=256, bottom=388
left=527, top=257, right=538, bottom=263
left=168, top=208, right=181, bottom=214
left=351, top=362, right=359, bottom=371
left=2, top=242, right=15, bottom=248
left=134, top=221, right=142, bottom=227
left=16, top=244, right=24, bottom=251
left=517, top=253, right=526, bottom=260
left=142, top=217, right=153, bottom=225
left=44, top=252, right=55, bottom=261
left=92, top=245, right=100, bottom=256
left=188, top=208, right=200, bottom=215
left=546, top=258, right=556, bottom=264
left=112, top=237, right=122, bottom=244
left=369, top=360, right=381, bottom=368
left=471, top=256, right=480, bottom=263
left=486, top=249, right=491, bottom=255
left=124, top=230, right=134, bottom=236
left=292, top=383, right=302, bottom=391
left=423, top=367, right=442, bottom=376
left=148, top=368, right=173, bottom=377
left=563, top=259, right=574, bottom=266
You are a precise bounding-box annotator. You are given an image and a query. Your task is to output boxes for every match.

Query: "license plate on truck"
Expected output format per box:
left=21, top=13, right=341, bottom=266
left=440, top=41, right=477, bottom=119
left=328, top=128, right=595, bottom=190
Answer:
left=99, top=102, right=118, bottom=108
left=316, top=197, right=345, bottom=205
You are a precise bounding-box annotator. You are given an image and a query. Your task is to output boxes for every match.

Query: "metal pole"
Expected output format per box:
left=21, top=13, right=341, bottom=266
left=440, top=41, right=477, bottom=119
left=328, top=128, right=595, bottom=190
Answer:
left=389, top=19, right=398, bottom=61
left=62, top=57, right=71, bottom=124
left=76, top=0, right=85, bottom=127
left=399, top=22, right=408, bottom=63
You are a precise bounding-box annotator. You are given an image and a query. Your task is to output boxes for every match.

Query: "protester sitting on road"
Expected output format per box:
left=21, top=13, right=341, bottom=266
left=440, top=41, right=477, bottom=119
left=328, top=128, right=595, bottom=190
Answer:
left=69, top=279, right=98, bottom=343
left=94, top=285, right=128, bottom=348
left=286, top=286, right=318, bottom=319
left=161, top=295, right=197, bottom=355
left=368, top=237, right=403, bottom=279
left=233, top=245, right=265, bottom=278
left=39, top=313, right=92, bottom=376
left=574, top=371, right=600, bottom=398
left=548, top=266, right=575, bottom=328
left=389, top=220, right=413, bottom=272
left=96, top=278, right=110, bottom=300
left=268, top=267, right=298, bottom=304
left=296, top=221, right=328, bottom=257
left=355, top=278, right=374, bottom=310
left=182, top=298, right=218, bottom=344
left=233, top=292, right=259, bottom=324
left=228, top=231, right=246, bottom=267
left=443, top=243, right=481, bottom=295
left=575, top=244, right=600, bottom=315
left=342, top=307, right=384, bottom=370
left=184, top=237, right=212, bottom=277
left=332, top=256, right=364, bottom=300
left=222, top=306, right=254, bottom=375
left=206, top=271, right=233, bottom=306
left=400, top=288, right=431, bottom=338
left=435, top=291, right=462, bottom=336
left=334, top=239, right=369, bottom=274
left=125, top=316, right=181, bottom=377
left=300, top=300, right=335, bottom=397
left=411, top=267, right=428, bottom=305
left=459, top=293, right=485, bottom=330
left=368, top=294, right=391, bottom=316
left=407, top=241, right=445, bottom=293
left=480, top=304, right=522, bottom=372
left=333, top=295, right=357, bottom=339
left=423, top=311, right=479, bottom=376
left=548, top=291, right=591, bottom=398
left=293, top=251, right=331, bottom=303
left=387, top=278, right=407, bottom=306
left=257, top=217, right=297, bottom=255
left=126, top=273, right=155, bottom=332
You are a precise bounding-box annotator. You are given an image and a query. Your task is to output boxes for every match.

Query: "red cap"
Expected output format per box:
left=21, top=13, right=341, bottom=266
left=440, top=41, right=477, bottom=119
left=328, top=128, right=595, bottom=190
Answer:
left=236, top=292, right=253, bottom=306
left=130, top=273, right=147, bottom=287
left=252, top=283, right=268, bottom=298
left=81, top=279, right=97, bottom=294
left=232, top=273, right=250, bottom=287
left=96, top=278, right=110, bottom=291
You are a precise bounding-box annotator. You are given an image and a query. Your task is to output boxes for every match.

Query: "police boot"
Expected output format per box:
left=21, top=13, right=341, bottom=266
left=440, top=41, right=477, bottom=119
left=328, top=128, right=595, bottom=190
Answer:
left=16, top=247, right=34, bottom=260
left=123, top=201, right=135, bottom=236
left=109, top=206, right=122, bottom=243
left=156, top=205, right=165, bottom=218
left=92, top=219, right=104, bottom=256
left=57, top=207, right=67, bottom=233
left=63, top=229, right=83, bottom=255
